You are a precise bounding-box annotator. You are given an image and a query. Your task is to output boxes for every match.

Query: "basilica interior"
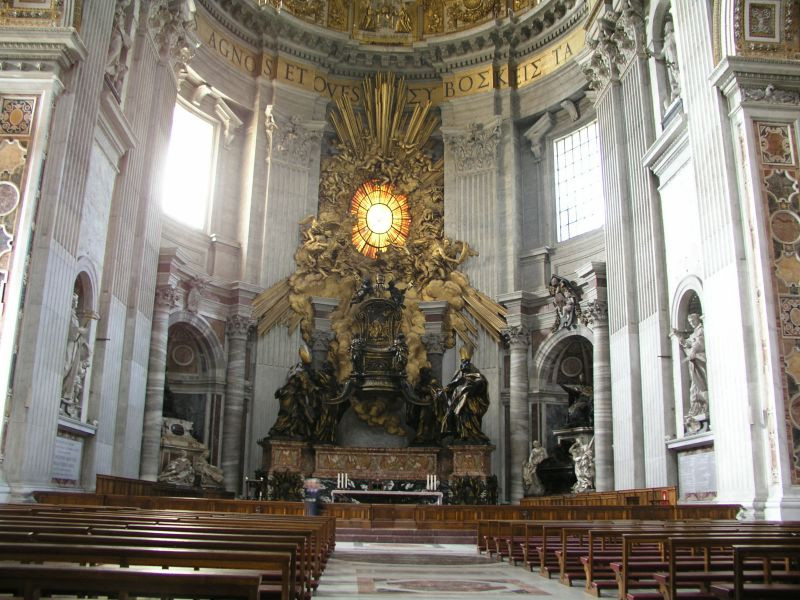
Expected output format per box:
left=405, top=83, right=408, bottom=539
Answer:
left=0, top=0, right=799, bottom=533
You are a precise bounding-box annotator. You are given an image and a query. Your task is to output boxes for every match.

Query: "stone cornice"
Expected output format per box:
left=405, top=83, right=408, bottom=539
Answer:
left=712, top=56, right=800, bottom=110
left=0, top=27, right=87, bottom=71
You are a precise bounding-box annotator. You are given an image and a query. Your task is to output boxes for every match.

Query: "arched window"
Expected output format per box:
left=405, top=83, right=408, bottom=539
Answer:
left=554, top=121, right=604, bottom=241
left=161, top=102, right=216, bottom=230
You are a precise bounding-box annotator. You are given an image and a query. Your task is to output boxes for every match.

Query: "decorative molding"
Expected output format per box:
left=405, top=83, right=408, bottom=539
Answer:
left=523, top=112, right=555, bottom=161
left=742, top=84, right=800, bottom=105
left=443, top=119, right=501, bottom=172
left=560, top=99, right=579, bottom=121
left=0, top=27, right=87, bottom=72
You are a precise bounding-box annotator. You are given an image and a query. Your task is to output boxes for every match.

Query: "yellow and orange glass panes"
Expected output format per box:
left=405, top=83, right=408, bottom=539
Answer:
left=350, top=181, right=410, bottom=258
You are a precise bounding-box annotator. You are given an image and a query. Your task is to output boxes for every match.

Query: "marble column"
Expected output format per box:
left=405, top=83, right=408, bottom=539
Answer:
left=504, top=325, right=530, bottom=503
left=139, top=284, right=176, bottom=481
left=221, top=315, right=253, bottom=493
left=584, top=300, right=613, bottom=491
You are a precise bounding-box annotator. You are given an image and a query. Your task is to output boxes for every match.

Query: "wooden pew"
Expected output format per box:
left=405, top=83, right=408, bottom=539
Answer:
left=652, top=535, right=800, bottom=600
left=710, top=544, right=800, bottom=599
left=0, top=563, right=264, bottom=600
left=0, top=543, right=293, bottom=600
left=0, top=505, right=332, bottom=600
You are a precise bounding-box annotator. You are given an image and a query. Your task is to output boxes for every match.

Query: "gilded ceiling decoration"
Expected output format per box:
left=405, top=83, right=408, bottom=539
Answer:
left=256, top=0, right=545, bottom=43
left=253, top=73, right=506, bottom=381
left=0, top=0, right=76, bottom=27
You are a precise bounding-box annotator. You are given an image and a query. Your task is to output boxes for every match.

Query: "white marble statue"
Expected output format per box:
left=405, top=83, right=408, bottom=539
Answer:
left=60, top=293, right=92, bottom=419
left=569, top=436, right=595, bottom=494
left=657, top=18, right=680, bottom=107
left=522, top=440, right=547, bottom=496
left=158, top=449, right=195, bottom=485
left=193, top=449, right=224, bottom=487
left=672, top=313, right=708, bottom=434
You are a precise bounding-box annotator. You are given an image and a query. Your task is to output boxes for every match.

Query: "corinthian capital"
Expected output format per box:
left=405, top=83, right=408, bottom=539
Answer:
left=422, top=333, right=446, bottom=355
left=502, top=325, right=530, bottom=350
left=443, top=119, right=501, bottom=172
left=227, top=314, right=254, bottom=339
left=267, top=112, right=324, bottom=166
left=148, top=0, right=200, bottom=64
left=581, top=300, right=609, bottom=328
left=154, top=284, right=177, bottom=310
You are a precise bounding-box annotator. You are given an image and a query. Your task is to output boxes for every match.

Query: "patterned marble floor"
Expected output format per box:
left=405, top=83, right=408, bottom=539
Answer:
left=316, top=542, right=593, bottom=599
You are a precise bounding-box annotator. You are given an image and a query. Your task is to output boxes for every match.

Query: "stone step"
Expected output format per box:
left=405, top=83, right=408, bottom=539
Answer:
left=336, top=528, right=476, bottom=544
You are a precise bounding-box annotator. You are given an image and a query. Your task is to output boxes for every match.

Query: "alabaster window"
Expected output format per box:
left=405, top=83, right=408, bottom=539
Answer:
left=161, top=102, right=216, bottom=230
left=554, top=121, right=604, bottom=242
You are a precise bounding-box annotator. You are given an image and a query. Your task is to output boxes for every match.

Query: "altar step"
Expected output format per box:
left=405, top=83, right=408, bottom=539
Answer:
left=336, top=528, right=476, bottom=544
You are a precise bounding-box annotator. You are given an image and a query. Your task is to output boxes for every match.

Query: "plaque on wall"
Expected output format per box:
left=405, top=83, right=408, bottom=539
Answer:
left=677, top=448, right=716, bottom=501
left=51, top=434, right=83, bottom=486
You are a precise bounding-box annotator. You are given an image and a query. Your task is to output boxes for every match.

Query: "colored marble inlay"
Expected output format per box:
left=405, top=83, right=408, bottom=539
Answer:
left=756, top=120, right=800, bottom=484
left=758, top=123, right=795, bottom=166
left=779, top=296, right=800, bottom=337
left=0, top=98, right=35, bottom=136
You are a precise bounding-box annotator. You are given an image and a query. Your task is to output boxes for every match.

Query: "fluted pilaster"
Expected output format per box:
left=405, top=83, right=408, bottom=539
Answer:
left=583, top=300, right=613, bottom=491
left=139, top=284, right=176, bottom=480
left=503, top=325, right=530, bottom=503
left=221, top=314, right=253, bottom=493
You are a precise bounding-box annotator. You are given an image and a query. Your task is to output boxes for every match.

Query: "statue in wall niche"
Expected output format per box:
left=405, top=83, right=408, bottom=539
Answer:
left=655, top=17, right=681, bottom=108
left=560, top=375, right=594, bottom=428
left=569, top=436, right=595, bottom=493
left=672, top=313, right=709, bottom=434
left=522, top=440, right=547, bottom=496
left=159, top=449, right=195, bottom=485
left=105, top=0, right=134, bottom=95
left=549, top=275, right=581, bottom=331
left=60, top=292, right=95, bottom=419
left=441, top=348, right=491, bottom=444
left=193, top=449, right=224, bottom=487
left=267, top=346, right=317, bottom=441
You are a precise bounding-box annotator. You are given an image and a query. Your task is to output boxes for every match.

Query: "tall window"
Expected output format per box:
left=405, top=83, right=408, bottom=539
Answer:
left=162, top=103, right=215, bottom=230
left=554, top=121, right=604, bottom=242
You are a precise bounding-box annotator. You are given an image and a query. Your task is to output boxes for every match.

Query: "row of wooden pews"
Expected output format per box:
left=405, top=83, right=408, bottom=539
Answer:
left=477, top=515, right=800, bottom=600
left=0, top=502, right=336, bottom=600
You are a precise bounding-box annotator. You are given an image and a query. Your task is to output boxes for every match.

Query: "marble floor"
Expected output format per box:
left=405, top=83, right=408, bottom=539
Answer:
left=316, top=542, right=593, bottom=599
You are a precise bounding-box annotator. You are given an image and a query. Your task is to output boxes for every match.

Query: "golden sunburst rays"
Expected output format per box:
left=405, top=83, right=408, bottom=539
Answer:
left=350, top=180, right=410, bottom=259
left=330, top=72, right=438, bottom=159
